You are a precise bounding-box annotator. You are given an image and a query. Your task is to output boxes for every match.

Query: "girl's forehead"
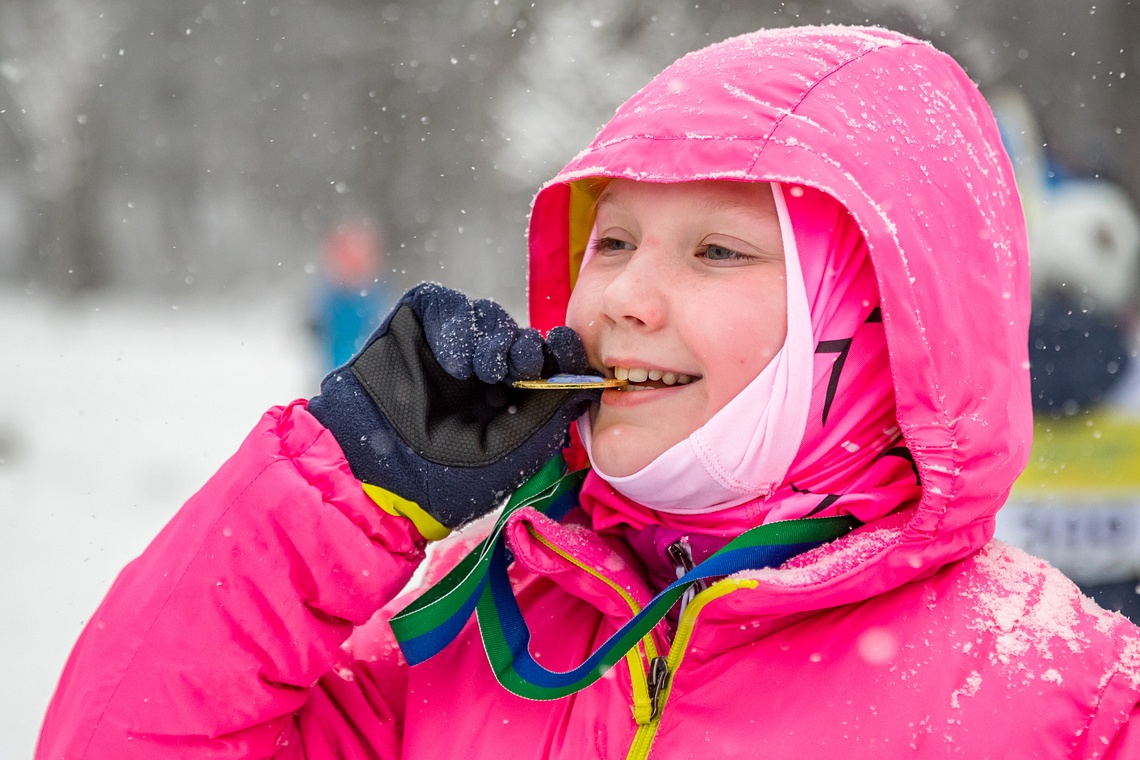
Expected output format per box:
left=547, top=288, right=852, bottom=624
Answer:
left=595, top=179, right=776, bottom=215
left=598, top=177, right=769, bottom=198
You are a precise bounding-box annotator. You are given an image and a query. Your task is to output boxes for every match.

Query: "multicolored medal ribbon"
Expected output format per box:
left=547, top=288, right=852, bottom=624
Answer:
left=390, top=455, right=859, bottom=701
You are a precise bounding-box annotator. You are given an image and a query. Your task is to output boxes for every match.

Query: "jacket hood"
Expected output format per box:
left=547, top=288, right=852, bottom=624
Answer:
left=526, top=25, right=1031, bottom=603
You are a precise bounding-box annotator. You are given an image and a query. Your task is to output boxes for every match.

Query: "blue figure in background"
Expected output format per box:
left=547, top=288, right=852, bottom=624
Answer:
left=316, top=218, right=392, bottom=370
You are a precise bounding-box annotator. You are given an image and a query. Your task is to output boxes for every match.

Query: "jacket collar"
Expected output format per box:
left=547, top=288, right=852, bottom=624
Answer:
left=502, top=503, right=989, bottom=656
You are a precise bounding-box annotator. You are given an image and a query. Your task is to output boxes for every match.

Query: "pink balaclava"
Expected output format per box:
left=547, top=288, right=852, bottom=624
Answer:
left=577, top=183, right=922, bottom=551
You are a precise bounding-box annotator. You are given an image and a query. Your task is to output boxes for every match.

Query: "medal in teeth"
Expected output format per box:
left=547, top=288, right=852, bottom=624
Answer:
left=512, top=375, right=628, bottom=390
left=512, top=368, right=694, bottom=391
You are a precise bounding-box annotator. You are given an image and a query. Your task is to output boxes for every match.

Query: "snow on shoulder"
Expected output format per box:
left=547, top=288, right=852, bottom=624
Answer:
left=966, top=540, right=1140, bottom=688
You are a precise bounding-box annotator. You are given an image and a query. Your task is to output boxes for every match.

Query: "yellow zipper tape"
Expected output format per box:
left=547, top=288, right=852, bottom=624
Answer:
left=625, top=578, right=759, bottom=760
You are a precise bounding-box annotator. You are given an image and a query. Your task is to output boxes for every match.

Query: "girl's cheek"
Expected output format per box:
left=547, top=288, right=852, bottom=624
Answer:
left=564, top=306, right=588, bottom=336
left=565, top=284, right=600, bottom=335
left=571, top=320, right=602, bottom=362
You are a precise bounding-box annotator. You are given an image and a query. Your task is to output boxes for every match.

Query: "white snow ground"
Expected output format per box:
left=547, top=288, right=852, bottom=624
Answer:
left=0, top=286, right=312, bottom=759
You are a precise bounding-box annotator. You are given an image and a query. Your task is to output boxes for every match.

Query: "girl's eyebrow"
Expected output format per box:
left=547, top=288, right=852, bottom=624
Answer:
left=593, top=191, right=624, bottom=213
left=696, top=190, right=779, bottom=221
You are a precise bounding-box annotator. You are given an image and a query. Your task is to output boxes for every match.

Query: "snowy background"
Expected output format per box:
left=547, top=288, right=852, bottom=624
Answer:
left=3, top=1, right=1140, bottom=757
left=0, top=287, right=312, bottom=758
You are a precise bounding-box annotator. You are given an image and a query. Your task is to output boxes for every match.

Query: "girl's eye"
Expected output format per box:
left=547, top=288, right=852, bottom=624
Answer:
left=593, top=237, right=636, bottom=254
left=701, top=244, right=748, bottom=262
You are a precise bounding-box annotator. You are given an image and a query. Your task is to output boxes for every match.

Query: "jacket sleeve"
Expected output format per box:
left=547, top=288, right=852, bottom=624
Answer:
left=36, top=400, right=427, bottom=759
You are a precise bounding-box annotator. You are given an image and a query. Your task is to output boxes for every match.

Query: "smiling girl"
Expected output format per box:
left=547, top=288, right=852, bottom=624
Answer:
left=40, top=25, right=1140, bottom=760
left=570, top=179, right=789, bottom=478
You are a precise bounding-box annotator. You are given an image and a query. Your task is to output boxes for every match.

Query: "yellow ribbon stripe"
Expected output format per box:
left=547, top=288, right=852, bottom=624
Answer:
left=362, top=483, right=452, bottom=542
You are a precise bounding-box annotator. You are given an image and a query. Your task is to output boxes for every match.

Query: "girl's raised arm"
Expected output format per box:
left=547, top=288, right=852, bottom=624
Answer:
left=37, top=284, right=594, bottom=759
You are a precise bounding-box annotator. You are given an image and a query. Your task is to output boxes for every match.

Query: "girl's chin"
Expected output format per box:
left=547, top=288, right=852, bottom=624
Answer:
left=587, top=425, right=677, bottom=478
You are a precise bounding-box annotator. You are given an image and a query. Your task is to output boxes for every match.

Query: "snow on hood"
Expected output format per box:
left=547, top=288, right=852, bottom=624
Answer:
left=526, top=25, right=1031, bottom=603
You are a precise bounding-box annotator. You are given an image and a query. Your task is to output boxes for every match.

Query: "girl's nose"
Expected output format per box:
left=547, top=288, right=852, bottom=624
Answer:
left=600, top=244, right=669, bottom=331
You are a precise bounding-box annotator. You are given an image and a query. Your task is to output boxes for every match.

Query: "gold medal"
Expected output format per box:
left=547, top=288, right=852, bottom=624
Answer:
left=512, top=375, right=628, bottom=390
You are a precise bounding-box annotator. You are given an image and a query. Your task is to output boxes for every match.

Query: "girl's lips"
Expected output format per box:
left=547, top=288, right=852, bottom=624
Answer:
left=600, top=381, right=693, bottom=407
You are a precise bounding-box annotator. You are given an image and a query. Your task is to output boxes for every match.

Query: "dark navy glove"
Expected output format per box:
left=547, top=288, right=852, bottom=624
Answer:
left=308, top=282, right=598, bottom=538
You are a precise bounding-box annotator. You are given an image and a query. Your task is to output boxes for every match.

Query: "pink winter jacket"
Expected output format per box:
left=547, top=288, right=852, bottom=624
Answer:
left=39, top=25, right=1140, bottom=760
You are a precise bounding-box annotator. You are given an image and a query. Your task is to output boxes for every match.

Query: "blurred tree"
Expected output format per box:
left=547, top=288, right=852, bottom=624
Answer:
left=0, top=0, right=130, bottom=291
left=0, top=0, right=1136, bottom=312
left=347, top=0, right=539, bottom=307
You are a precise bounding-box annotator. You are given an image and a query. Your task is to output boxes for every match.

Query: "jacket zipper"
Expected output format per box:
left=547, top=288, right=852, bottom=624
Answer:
left=525, top=527, right=663, bottom=727
left=525, top=527, right=756, bottom=760
left=624, top=539, right=758, bottom=760
left=665, top=537, right=706, bottom=620
left=625, top=578, right=759, bottom=759
left=646, top=656, right=671, bottom=722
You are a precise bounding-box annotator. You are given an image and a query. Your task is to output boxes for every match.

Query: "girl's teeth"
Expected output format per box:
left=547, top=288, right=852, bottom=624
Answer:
left=610, top=366, right=697, bottom=386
